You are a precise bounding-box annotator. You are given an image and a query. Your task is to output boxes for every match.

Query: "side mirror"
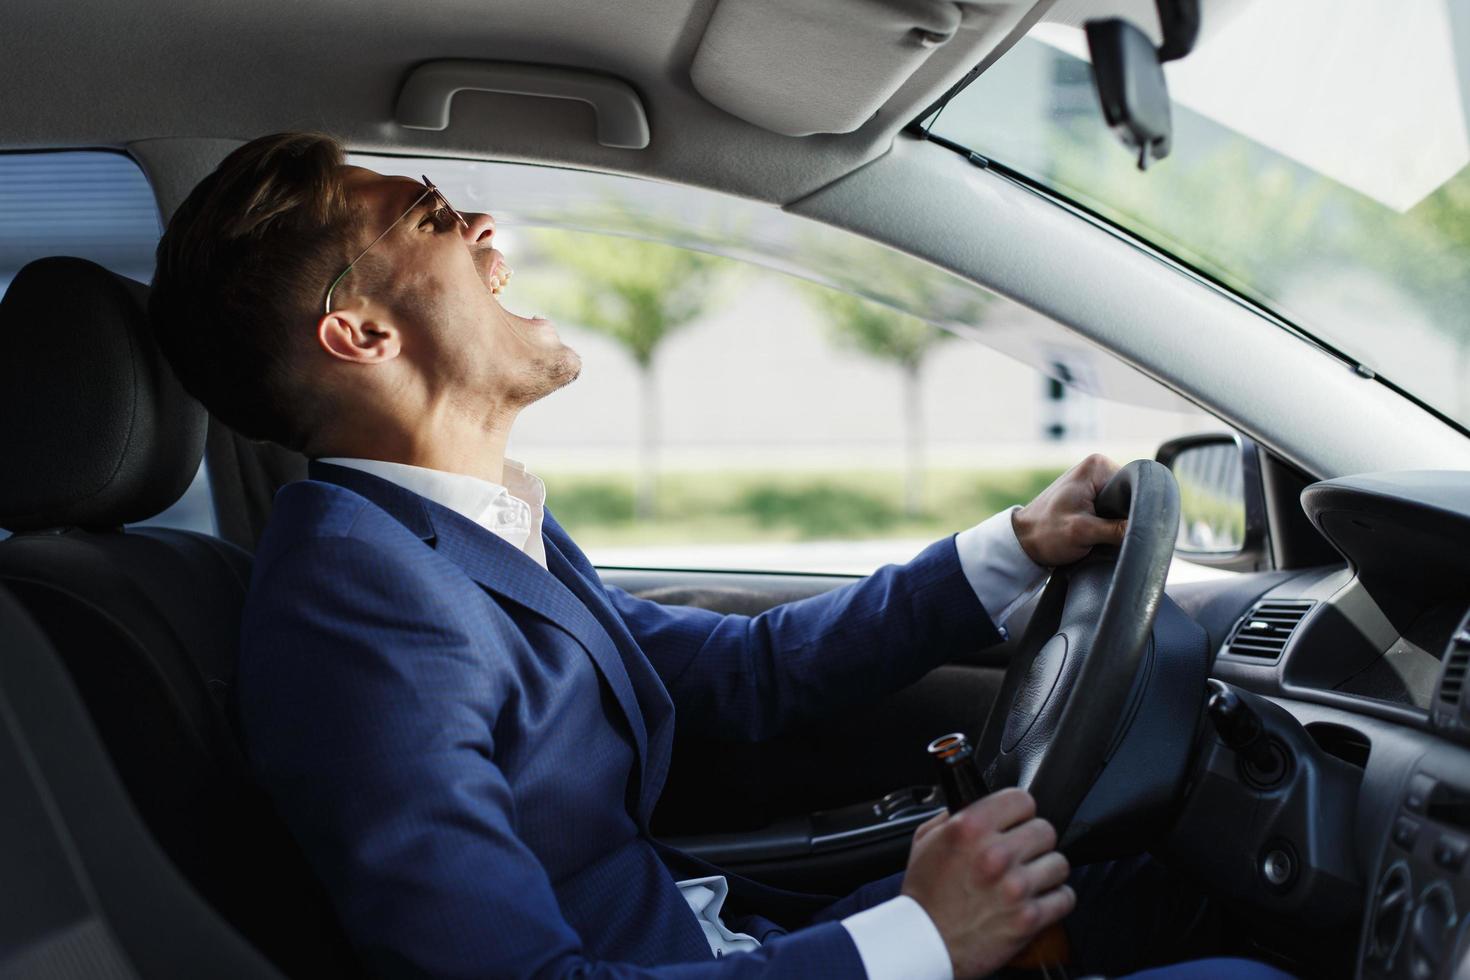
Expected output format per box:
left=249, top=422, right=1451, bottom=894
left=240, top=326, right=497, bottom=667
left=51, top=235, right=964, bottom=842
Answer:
left=1156, top=433, right=1272, bottom=572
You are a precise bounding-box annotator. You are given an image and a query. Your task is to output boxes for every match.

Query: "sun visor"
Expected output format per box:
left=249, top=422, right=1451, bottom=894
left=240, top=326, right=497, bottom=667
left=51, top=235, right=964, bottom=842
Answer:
left=691, top=0, right=985, bottom=137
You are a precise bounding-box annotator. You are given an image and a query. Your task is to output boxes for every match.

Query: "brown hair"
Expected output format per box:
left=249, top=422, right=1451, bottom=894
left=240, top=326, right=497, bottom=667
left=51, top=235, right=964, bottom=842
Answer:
left=150, top=132, right=362, bottom=452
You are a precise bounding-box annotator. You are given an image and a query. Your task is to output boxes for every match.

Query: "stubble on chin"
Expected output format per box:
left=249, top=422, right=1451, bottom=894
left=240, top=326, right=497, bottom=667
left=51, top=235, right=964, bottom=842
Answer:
left=505, top=342, right=582, bottom=408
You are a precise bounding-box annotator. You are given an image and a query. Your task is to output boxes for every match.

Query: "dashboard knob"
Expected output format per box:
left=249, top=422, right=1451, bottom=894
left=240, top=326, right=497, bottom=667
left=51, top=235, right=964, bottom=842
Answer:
left=1410, top=882, right=1457, bottom=980
left=1369, top=863, right=1413, bottom=970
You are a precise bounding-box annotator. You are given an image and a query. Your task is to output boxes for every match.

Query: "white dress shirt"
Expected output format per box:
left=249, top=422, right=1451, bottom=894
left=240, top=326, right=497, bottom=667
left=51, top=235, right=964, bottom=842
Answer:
left=320, top=456, right=549, bottom=568
left=320, top=457, right=1048, bottom=980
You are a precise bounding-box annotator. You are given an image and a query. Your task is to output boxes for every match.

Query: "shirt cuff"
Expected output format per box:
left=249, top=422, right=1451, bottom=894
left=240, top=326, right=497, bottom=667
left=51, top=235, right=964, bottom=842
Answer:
left=840, top=895, right=953, bottom=980
left=954, top=506, right=1049, bottom=632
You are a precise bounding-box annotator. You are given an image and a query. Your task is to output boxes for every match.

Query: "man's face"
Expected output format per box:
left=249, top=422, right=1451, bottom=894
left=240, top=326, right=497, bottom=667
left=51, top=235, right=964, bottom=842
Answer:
left=331, top=165, right=580, bottom=413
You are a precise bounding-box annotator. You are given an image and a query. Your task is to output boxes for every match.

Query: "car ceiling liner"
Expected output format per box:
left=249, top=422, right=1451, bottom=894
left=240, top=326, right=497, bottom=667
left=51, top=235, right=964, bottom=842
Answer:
left=689, top=0, right=1054, bottom=138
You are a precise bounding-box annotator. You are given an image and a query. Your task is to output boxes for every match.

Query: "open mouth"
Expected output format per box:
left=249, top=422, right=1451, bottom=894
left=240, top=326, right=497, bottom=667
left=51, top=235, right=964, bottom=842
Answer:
left=485, top=251, right=509, bottom=294
left=483, top=255, right=547, bottom=325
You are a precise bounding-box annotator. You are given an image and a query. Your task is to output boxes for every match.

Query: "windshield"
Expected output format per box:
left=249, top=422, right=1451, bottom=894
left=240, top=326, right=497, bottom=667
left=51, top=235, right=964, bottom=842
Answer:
left=926, top=5, right=1470, bottom=430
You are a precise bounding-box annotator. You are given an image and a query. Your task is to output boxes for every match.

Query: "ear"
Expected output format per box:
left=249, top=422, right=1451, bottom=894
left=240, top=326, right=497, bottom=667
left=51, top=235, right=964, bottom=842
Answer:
left=316, top=308, right=401, bottom=365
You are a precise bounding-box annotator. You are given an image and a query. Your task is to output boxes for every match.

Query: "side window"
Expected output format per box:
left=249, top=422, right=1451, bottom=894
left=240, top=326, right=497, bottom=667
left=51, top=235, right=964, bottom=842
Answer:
left=0, top=151, right=215, bottom=539
left=351, top=152, right=1235, bottom=581
left=507, top=229, right=1226, bottom=580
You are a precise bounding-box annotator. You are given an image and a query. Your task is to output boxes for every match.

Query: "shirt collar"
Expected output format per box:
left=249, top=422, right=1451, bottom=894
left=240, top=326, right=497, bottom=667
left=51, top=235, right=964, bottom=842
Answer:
left=316, top=457, right=547, bottom=566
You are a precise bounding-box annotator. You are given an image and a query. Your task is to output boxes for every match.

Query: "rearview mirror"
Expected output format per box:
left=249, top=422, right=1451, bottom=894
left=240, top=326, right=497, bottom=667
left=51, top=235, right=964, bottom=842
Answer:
left=1156, top=433, right=1271, bottom=571
left=1086, top=19, right=1172, bottom=169
left=1085, top=0, right=1200, bottom=170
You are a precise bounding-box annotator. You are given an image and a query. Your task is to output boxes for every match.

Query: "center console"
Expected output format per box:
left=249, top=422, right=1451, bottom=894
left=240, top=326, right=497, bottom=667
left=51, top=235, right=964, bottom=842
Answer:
left=1362, top=771, right=1470, bottom=979
left=1361, top=614, right=1470, bottom=980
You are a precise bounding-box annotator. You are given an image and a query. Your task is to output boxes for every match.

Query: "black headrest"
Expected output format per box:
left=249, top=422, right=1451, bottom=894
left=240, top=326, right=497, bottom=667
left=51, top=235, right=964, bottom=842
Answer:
left=0, top=257, right=206, bottom=532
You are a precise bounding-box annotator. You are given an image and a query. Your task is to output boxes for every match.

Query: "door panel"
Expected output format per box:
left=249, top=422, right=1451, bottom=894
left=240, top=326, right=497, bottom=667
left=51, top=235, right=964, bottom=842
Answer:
left=603, top=567, right=1017, bottom=893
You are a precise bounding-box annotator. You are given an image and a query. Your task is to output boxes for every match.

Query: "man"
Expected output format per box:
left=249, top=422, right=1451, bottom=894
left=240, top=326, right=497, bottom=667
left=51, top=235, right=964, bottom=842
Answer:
left=150, top=133, right=1290, bottom=980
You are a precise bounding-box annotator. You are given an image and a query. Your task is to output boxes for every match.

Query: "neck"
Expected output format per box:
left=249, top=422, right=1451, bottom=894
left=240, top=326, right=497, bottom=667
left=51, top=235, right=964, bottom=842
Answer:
left=315, top=398, right=519, bottom=486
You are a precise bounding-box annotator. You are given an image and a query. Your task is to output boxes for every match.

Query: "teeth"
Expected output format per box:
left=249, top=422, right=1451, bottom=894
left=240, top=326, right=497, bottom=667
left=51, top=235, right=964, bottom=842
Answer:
left=488, top=265, right=512, bottom=296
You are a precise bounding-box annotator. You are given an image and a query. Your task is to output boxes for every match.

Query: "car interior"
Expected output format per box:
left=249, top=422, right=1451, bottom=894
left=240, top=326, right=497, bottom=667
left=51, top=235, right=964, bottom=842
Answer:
left=3, top=1, right=1470, bottom=979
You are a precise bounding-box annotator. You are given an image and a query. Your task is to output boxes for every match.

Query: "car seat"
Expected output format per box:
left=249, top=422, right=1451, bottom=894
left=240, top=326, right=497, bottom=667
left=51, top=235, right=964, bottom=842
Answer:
left=0, top=582, right=284, bottom=978
left=0, top=257, right=360, bottom=977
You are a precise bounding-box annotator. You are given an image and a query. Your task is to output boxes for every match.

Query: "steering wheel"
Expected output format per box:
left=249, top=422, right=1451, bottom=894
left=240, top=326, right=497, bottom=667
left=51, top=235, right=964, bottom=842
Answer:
left=974, top=459, right=1180, bottom=847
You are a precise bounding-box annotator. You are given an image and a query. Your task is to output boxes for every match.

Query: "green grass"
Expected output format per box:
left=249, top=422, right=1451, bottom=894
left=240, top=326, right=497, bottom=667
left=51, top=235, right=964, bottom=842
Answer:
left=540, top=467, right=1064, bottom=546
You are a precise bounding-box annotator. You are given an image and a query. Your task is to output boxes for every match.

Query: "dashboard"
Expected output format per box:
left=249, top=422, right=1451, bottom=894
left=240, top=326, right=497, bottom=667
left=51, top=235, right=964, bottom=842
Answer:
left=1166, top=471, right=1470, bottom=980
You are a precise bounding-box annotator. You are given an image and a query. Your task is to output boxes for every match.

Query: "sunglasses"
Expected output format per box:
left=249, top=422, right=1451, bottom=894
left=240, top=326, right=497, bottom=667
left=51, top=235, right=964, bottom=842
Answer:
left=323, top=175, right=469, bottom=315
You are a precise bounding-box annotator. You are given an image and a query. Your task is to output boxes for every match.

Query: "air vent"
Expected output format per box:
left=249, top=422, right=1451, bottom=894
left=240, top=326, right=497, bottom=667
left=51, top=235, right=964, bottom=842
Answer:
left=1224, top=600, right=1314, bottom=661
left=1438, top=631, right=1470, bottom=707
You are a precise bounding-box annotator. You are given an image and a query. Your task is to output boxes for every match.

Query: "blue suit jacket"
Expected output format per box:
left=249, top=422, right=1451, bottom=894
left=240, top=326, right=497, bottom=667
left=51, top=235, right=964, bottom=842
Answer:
left=238, top=462, right=1001, bottom=979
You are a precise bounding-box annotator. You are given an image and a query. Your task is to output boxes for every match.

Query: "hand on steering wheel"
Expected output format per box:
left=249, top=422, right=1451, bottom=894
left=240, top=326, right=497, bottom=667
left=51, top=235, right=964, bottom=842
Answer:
left=975, top=458, right=1181, bottom=851
left=1011, top=454, right=1131, bottom=568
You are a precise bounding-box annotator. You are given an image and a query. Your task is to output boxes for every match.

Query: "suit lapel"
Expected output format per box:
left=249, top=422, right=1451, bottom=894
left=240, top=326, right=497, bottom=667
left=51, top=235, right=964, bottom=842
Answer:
left=541, top=516, right=676, bottom=822
left=307, top=461, right=650, bottom=777
left=434, top=511, right=651, bottom=771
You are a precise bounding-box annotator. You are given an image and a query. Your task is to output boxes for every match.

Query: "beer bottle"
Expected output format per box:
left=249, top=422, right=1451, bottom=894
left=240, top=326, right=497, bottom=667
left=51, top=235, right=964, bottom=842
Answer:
left=927, top=732, right=986, bottom=814
left=927, top=733, right=1072, bottom=969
